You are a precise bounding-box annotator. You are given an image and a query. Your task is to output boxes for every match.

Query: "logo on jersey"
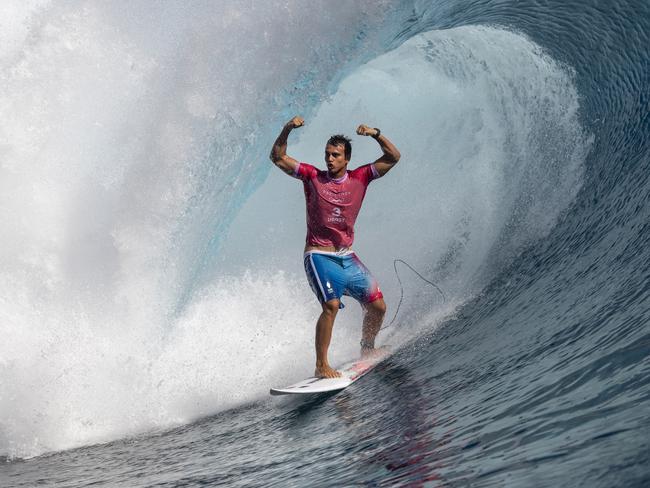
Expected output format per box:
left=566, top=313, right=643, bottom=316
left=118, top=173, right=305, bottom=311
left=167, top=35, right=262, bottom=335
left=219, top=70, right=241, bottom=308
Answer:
left=327, top=206, right=345, bottom=223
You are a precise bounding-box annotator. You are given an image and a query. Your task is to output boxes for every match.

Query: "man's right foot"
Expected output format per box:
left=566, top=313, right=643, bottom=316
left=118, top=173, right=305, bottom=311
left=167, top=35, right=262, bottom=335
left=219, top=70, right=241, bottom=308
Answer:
left=360, top=345, right=390, bottom=360
left=315, top=364, right=342, bottom=378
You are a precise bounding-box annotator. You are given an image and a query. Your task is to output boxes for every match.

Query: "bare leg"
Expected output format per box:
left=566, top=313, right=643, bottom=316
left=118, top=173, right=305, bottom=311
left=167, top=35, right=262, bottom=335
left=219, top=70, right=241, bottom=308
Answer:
left=315, top=299, right=342, bottom=378
left=361, top=298, right=386, bottom=358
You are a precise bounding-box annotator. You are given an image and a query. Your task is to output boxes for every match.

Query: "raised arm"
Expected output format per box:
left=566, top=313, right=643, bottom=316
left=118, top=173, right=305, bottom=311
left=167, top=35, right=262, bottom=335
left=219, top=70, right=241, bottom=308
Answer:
left=356, top=124, right=401, bottom=177
left=269, top=116, right=304, bottom=176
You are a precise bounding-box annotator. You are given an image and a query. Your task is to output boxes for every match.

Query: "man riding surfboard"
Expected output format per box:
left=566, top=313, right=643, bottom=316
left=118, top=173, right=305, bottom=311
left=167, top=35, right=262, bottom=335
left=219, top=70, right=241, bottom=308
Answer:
left=270, top=116, right=401, bottom=378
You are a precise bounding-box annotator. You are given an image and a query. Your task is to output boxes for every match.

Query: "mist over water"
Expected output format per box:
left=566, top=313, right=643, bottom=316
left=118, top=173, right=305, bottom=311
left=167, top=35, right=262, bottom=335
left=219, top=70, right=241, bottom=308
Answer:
left=0, top=1, right=395, bottom=458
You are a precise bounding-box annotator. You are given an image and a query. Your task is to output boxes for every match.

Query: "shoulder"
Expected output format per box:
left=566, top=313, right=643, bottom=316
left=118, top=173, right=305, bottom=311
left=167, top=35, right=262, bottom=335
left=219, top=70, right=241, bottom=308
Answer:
left=350, top=163, right=380, bottom=184
left=293, top=162, right=320, bottom=180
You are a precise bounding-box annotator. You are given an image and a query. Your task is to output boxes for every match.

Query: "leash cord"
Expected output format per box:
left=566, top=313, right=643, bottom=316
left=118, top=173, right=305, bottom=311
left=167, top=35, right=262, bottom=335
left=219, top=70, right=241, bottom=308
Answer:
left=382, top=258, right=446, bottom=330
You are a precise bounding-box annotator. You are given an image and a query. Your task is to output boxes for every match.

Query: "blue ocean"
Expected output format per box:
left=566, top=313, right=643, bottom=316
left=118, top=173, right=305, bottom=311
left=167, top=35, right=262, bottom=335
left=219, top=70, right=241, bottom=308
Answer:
left=1, top=1, right=648, bottom=486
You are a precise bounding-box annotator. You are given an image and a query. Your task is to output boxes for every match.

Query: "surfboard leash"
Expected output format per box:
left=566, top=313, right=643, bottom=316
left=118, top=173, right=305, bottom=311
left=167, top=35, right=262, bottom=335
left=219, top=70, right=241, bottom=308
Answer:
left=382, top=258, right=446, bottom=330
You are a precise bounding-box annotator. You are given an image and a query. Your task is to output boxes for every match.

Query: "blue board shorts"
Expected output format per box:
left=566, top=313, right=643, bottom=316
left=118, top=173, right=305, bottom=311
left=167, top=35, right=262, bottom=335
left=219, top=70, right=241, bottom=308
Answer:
left=303, top=251, right=383, bottom=308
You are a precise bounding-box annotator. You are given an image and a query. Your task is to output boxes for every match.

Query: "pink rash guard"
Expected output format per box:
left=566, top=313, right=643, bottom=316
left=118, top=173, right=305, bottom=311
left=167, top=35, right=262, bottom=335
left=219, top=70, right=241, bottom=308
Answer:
left=292, top=162, right=381, bottom=248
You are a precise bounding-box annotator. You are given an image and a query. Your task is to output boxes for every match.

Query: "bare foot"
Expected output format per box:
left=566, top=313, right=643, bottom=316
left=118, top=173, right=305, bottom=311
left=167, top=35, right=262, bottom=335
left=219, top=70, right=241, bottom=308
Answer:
left=315, top=364, right=342, bottom=378
left=360, top=345, right=390, bottom=360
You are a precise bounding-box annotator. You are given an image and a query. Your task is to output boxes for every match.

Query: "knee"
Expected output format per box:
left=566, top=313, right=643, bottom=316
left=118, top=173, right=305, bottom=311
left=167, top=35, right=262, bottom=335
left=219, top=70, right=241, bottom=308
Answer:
left=322, top=299, right=340, bottom=316
left=367, top=299, right=386, bottom=317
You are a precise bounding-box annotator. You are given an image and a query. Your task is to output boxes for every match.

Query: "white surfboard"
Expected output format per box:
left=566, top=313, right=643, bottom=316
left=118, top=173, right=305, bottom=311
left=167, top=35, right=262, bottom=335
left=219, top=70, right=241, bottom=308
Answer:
left=269, top=349, right=390, bottom=396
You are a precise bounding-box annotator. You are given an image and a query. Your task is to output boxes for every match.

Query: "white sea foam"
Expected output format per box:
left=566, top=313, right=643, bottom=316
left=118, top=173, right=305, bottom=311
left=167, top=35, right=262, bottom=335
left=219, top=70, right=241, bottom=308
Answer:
left=0, top=4, right=590, bottom=459
left=0, top=0, right=392, bottom=458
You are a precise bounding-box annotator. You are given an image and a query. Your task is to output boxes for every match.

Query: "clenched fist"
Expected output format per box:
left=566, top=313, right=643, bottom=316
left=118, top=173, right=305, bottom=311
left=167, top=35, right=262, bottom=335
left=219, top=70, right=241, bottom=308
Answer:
left=356, top=124, right=379, bottom=137
left=286, top=116, right=304, bottom=129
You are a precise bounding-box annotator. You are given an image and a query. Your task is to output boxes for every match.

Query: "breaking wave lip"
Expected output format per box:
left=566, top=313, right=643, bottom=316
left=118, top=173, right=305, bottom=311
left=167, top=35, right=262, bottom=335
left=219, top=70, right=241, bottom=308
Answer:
left=0, top=10, right=591, bottom=460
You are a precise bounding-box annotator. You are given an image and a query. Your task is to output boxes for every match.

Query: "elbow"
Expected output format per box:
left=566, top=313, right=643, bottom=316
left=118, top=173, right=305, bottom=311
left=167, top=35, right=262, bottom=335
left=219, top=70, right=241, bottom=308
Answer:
left=269, top=152, right=284, bottom=167
left=392, top=151, right=401, bottom=163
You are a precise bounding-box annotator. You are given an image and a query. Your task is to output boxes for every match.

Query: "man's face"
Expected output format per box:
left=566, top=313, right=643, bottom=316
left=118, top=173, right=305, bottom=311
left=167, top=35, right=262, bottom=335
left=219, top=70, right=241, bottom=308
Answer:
left=324, top=143, right=349, bottom=176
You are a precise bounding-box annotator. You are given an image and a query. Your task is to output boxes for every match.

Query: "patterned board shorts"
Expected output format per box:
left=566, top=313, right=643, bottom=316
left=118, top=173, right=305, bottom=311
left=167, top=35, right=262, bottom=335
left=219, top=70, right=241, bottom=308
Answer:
left=303, top=251, right=383, bottom=308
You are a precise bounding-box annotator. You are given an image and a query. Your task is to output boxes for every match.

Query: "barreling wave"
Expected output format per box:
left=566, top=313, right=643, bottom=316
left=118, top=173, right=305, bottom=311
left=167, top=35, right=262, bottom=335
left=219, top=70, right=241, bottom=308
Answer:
left=3, top=6, right=648, bottom=482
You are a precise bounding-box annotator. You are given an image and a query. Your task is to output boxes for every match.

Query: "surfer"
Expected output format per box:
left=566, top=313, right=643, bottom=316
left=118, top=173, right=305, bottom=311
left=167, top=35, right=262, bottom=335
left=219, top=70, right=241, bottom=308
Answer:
left=270, top=116, right=401, bottom=378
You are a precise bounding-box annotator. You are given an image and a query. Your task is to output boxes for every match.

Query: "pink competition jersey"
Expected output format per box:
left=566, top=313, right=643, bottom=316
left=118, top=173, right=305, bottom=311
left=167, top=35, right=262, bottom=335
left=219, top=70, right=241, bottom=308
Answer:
left=292, top=162, right=381, bottom=248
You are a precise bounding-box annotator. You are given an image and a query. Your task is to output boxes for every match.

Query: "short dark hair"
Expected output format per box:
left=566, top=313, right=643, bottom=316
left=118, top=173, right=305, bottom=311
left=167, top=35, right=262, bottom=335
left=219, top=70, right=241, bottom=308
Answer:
left=327, top=134, right=352, bottom=160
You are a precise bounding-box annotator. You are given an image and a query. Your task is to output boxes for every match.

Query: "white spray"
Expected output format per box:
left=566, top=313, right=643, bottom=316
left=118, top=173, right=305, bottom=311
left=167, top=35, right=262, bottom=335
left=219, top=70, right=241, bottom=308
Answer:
left=0, top=2, right=590, bottom=459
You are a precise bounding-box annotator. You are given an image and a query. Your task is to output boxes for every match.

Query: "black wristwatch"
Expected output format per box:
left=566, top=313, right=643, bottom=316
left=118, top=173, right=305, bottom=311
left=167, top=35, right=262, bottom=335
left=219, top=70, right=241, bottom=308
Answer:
left=372, top=128, right=381, bottom=139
